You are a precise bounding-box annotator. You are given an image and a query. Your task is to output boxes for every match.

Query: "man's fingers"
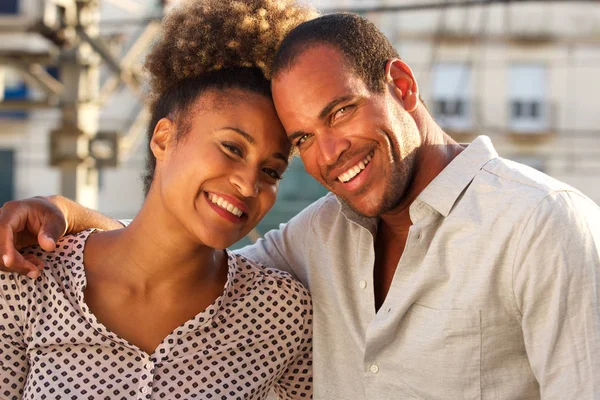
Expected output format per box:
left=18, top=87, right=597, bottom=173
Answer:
left=0, top=250, right=41, bottom=277
left=0, top=227, right=18, bottom=265
left=37, top=209, right=66, bottom=252
left=38, top=231, right=57, bottom=252
left=23, top=254, right=44, bottom=278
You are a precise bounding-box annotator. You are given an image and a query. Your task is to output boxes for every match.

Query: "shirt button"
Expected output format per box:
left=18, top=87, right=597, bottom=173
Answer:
left=144, top=362, right=153, bottom=370
left=370, top=364, right=379, bottom=374
left=359, top=280, right=367, bottom=289
left=141, top=387, right=149, bottom=394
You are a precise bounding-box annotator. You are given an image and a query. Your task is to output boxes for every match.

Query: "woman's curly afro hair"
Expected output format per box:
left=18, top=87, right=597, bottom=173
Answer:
left=141, top=0, right=317, bottom=196
left=144, top=0, right=317, bottom=110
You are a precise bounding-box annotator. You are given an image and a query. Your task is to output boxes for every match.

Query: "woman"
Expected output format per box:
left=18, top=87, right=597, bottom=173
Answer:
left=0, top=1, right=316, bottom=398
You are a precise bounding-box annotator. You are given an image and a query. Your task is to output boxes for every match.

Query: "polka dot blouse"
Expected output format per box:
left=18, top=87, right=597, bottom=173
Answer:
left=0, top=230, right=312, bottom=399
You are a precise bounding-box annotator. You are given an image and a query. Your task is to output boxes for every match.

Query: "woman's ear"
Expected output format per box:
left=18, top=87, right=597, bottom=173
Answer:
left=385, top=59, right=419, bottom=113
left=150, top=117, right=176, bottom=161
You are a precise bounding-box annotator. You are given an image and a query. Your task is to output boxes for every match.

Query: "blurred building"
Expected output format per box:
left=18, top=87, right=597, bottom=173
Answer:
left=0, top=0, right=161, bottom=216
left=0, top=0, right=599, bottom=245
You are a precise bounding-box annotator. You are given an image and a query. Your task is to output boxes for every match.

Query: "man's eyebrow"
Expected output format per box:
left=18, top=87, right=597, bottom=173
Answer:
left=288, top=130, right=309, bottom=143
left=224, top=127, right=256, bottom=144
left=287, top=96, right=354, bottom=143
left=318, top=95, right=353, bottom=121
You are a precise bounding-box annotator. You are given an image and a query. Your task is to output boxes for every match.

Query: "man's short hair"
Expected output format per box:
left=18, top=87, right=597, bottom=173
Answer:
left=272, top=13, right=400, bottom=92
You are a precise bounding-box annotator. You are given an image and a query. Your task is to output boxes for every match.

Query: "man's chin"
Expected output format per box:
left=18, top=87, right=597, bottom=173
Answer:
left=339, top=196, right=383, bottom=218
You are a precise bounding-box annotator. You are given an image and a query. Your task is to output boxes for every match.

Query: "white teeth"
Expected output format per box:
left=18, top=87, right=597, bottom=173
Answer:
left=208, top=194, right=243, bottom=217
left=338, top=152, right=374, bottom=183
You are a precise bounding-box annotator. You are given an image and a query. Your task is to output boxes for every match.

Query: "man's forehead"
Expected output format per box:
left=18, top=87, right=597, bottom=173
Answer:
left=273, top=44, right=350, bottom=81
left=272, top=46, right=365, bottom=102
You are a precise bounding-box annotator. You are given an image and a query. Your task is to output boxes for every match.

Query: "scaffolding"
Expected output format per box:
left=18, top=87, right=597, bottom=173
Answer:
left=0, top=0, right=159, bottom=208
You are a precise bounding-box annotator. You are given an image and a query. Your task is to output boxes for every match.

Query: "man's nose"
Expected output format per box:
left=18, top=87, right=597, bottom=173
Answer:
left=316, top=129, right=351, bottom=167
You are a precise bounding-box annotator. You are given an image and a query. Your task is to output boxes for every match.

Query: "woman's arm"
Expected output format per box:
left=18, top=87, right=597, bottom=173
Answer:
left=0, top=273, right=31, bottom=398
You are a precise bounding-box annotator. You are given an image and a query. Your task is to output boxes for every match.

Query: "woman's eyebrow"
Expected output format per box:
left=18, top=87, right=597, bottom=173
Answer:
left=273, top=152, right=289, bottom=165
left=224, top=127, right=288, bottom=164
left=223, top=127, right=256, bottom=144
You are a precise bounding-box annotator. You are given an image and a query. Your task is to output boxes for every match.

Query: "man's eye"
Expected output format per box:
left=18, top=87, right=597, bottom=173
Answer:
left=223, top=143, right=243, bottom=157
left=296, top=134, right=310, bottom=146
left=332, top=106, right=353, bottom=122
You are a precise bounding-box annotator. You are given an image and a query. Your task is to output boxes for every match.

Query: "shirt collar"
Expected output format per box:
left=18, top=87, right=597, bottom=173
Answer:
left=416, top=135, right=498, bottom=217
left=337, top=135, right=498, bottom=227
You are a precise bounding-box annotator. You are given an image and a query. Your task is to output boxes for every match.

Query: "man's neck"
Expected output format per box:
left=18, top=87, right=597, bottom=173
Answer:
left=380, top=123, right=463, bottom=236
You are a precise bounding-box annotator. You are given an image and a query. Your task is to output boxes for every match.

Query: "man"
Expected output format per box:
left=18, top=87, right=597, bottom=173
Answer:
left=1, top=13, right=599, bottom=399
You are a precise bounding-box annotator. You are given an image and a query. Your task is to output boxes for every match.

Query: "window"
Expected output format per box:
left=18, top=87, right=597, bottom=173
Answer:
left=509, top=64, right=548, bottom=132
left=0, top=150, right=15, bottom=206
left=1, top=68, right=28, bottom=119
left=432, top=63, right=473, bottom=130
left=0, top=0, right=19, bottom=14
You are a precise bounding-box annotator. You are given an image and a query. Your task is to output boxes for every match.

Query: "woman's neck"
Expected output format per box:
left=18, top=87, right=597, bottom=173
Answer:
left=84, top=197, right=228, bottom=296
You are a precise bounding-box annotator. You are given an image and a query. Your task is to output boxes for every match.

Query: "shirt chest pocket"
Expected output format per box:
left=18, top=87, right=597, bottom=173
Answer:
left=391, top=304, right=481, bottom=400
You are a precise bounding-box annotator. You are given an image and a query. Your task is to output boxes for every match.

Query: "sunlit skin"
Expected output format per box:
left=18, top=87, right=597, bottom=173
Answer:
left=81, top=88, right=291, bottom=353
left=272, top=45, right=464, bottom=307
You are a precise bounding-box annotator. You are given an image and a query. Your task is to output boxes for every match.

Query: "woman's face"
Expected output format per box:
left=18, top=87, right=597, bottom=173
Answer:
left=152, top=88, right=291, bottom=249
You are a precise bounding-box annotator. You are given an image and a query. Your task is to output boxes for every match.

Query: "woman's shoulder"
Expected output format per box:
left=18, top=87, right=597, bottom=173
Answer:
left=21, top=230, right=92, bottom=265
left=18, top=229, right=94, bottom=284
left=226, top=249, right=311, bottom=305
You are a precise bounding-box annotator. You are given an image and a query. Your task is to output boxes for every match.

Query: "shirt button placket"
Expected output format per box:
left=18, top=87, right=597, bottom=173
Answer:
left=138, top=356, right=154, bottom=399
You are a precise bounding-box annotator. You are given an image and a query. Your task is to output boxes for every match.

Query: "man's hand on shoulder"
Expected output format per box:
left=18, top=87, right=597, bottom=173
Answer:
left=0, top=196, right=67, bottom=278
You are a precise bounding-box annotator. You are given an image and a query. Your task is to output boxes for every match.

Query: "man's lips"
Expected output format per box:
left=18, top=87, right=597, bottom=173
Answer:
left=324, top=150, right=375, bottom=184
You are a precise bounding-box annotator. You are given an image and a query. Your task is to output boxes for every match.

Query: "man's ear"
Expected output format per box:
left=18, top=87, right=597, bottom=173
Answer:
left=385, top=59, right=419, bottom=112
left=150, top=117, right=176, bottom=161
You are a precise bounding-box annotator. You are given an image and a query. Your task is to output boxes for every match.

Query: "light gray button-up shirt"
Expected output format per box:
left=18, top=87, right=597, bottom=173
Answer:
left=240, top=136, right=600, bottom=400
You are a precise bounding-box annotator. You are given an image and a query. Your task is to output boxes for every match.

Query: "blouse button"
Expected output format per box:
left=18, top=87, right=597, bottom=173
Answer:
left=141, top=387, right=149, bottom=394
left=370, top=364, right=379, bottom=374
left=359, top=280, right=367, bottom=289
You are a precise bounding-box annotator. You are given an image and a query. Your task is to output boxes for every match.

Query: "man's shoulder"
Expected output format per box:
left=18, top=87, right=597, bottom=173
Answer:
left=281, top=191, right=346, bottom=234
left=293, top=192, right=340, bottom=219
left=482, top=157, right=577, bottom=197
left=468, top=157, right=598, bottom=229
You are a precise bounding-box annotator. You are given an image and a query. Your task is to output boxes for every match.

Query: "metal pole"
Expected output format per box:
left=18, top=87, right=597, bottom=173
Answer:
left=51, top=0, right=101, bottom=209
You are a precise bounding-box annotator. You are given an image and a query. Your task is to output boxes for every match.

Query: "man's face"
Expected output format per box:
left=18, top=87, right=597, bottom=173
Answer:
left=272, top=45, right=421, bottom=217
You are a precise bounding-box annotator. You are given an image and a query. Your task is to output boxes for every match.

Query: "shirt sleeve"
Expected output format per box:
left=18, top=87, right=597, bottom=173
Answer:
left=272, top=289, right=313, bottom=399
left=0, top=273, right=30, bottom=399
left=513, top=190, right=600, bottom=400
left=236, top=196, right=325, bottom=286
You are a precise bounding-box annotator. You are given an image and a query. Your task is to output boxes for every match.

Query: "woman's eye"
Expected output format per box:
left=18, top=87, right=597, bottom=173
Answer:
left=223, top=143, right=243, bottom=157
left=263, top=168, right=283, bottom=181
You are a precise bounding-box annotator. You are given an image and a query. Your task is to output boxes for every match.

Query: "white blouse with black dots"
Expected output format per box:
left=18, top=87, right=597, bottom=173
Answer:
left=0, top=230, right=312, bottom=400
